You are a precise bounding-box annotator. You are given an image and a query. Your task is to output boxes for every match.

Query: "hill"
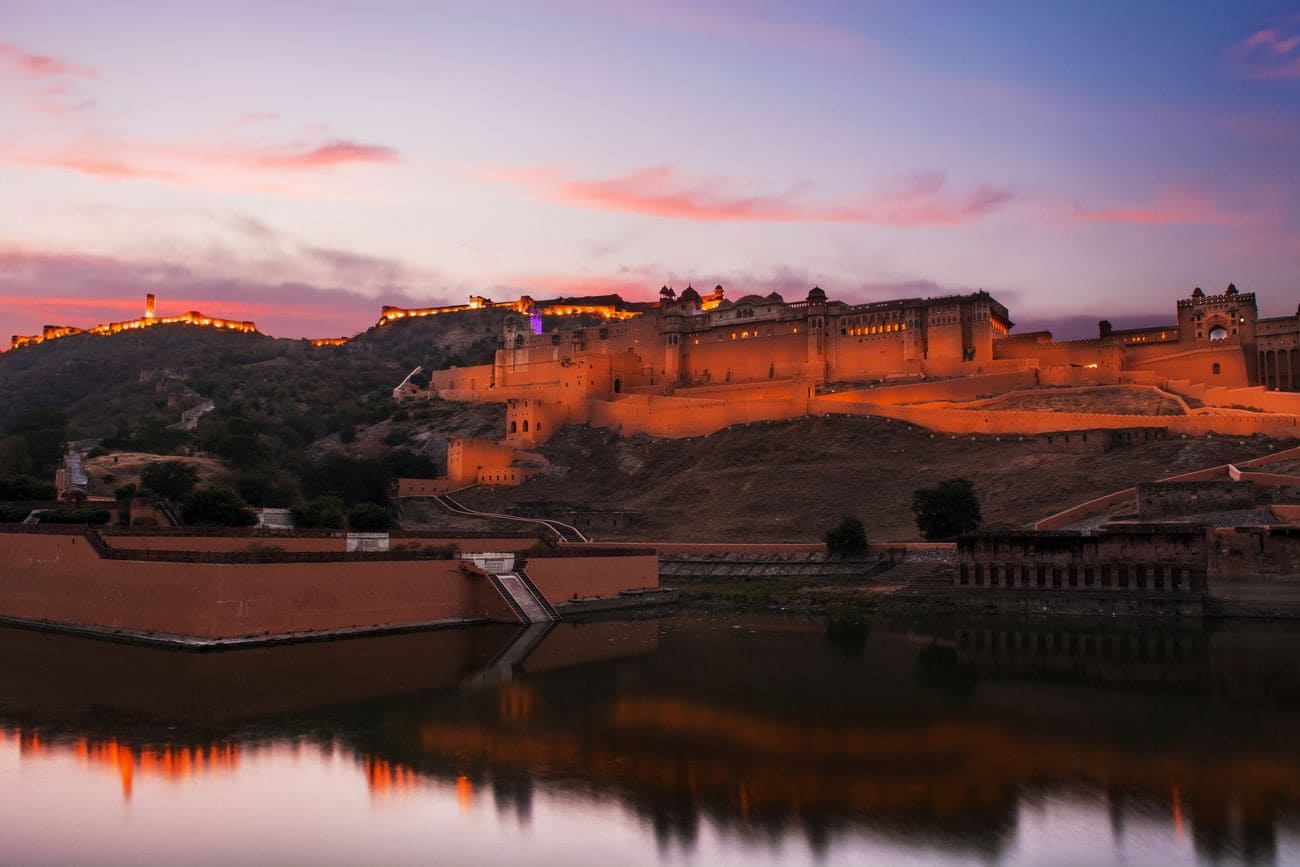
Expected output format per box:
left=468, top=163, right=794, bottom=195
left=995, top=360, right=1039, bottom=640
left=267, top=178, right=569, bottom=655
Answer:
left=0, top=311, right=512, bottom=504
left=453, top=416, right=1293, bottom=541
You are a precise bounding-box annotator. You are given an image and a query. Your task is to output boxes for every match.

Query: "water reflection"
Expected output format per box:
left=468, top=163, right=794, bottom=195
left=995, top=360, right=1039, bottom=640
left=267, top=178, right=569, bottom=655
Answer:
left=1, top=614, right=1299, bottom=864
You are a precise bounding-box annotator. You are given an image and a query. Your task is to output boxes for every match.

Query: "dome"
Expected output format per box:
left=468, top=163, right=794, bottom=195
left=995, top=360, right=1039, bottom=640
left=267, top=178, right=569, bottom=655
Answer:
left=736, top=294, right=766, bottom=305
left=765, top=292, right=784, bottom=303
left=1192, top=286, right=1205, bottom=298
left=1225, top=283, right=1239, bottom=295
left=807, top=286, right=827, bottom=303
left=679, top=286, right=701, bottom=304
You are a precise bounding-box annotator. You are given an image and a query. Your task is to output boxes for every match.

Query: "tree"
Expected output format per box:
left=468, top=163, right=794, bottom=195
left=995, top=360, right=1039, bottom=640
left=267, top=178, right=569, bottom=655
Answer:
left=291, top=496, right=346, bottom=530
left=0, top=475, right=57, bottom=501
left=912, top=478, right=982, bottom=541
left=140, top=461, right=200, bottom=501
left=181, top=485, right=257, bottom=527
left=113, top=482, right=139, bottom=501
left=824, top=515, right=869, bottom=556
left=347, top=502, right=396, bottom=532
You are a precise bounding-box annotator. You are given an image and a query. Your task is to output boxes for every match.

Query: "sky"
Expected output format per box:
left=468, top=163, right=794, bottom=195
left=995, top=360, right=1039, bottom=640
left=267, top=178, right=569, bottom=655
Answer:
left=1, top=0, right=1298, bottom=343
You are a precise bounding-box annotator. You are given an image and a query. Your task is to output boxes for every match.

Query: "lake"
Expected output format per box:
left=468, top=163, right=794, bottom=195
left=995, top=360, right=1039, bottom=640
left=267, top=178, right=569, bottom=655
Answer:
left=1, top=612, right=1298, bottom=865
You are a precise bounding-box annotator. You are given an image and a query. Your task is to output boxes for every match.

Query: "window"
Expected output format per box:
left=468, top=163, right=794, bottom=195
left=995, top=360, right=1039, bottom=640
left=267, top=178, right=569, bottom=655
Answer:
left=1208, top=325, right=1228, bottom=341
left=1212, top=363, right=1221, bottom=375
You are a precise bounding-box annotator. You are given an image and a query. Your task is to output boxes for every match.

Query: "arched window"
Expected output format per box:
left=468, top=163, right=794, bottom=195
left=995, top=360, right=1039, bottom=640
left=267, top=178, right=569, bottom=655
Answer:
left=613, top=377, right=622, bottom=393
left=1212, top=363, right=1221, bottom=375
left=509, top=421, right=517, bottom=433
left=522, top=420, right=529, bottom=432
left=1208, top=325, right=1228, bottom=341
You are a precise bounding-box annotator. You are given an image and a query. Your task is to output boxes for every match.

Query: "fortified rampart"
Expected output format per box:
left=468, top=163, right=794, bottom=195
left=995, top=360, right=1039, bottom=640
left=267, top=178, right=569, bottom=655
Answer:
left=0, top=526, right=659, bottom=646
left=10, top=294, right=256, bottom=351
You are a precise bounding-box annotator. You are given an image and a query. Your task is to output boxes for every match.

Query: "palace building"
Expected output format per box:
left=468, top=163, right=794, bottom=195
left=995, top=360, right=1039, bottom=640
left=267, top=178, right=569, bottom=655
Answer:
left=395, top=282, right=1299, bottom=491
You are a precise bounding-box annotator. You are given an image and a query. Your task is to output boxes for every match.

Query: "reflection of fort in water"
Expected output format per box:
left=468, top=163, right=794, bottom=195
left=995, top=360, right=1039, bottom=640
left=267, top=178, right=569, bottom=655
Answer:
left=3, top=615, right=1300, bottom=861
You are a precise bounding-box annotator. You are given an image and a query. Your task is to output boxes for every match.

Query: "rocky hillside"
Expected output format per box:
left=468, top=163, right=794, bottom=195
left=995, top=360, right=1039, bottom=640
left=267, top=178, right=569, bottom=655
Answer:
left=454, top=417, right=1293, bottom=542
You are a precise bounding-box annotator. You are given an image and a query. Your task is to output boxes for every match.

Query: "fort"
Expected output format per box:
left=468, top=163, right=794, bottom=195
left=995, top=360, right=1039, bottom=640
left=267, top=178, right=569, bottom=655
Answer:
left=391, top=282, right=1300, bottom=490
left=9, top=293, right=257, bottom=350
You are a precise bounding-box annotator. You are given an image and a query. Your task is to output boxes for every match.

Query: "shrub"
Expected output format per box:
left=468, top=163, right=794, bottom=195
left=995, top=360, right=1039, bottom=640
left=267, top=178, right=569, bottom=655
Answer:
left=140, top=461, right=200, bottom=501
left=37, top=507, right=111, bottom=525
left=182, top=485, right=257, bottom=527
left=291, top=496, right=346, bottom=530
left=912, top=478, right=982, bottom=541
left=0, top=505, right=31, bottom=522
left=0, top=475, right=56, bottom=501
left=824, top=515, right=869, bottom=556
left=347, top=502, right=396, bottom=532
left=114, top=483, right=139, bottom=501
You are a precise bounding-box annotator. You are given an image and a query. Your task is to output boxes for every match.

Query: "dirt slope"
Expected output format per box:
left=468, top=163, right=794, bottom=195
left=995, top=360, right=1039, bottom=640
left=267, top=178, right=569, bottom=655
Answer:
left=457, top=417, right=1292, bottom=542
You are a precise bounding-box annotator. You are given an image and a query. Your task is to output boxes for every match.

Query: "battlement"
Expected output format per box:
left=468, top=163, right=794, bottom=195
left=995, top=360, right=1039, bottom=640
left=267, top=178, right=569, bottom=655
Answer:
left=8, top=295, right=257, bottom=351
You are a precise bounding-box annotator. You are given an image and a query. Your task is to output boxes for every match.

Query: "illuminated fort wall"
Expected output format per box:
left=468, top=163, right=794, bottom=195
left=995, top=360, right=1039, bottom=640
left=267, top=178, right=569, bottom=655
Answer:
left=9, top=294, right=256, bottom=351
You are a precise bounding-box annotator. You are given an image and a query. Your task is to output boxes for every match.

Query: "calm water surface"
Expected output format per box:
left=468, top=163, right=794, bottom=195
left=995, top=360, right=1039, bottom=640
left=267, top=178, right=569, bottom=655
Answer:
left=1, top=613, right=1299, bottom=866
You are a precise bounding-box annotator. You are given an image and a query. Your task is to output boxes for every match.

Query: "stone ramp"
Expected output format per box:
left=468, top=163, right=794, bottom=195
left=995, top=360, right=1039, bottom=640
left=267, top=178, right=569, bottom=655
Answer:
left=495, top=572, right=557, bottom=623
left=874, top=549, right=957, bottom=592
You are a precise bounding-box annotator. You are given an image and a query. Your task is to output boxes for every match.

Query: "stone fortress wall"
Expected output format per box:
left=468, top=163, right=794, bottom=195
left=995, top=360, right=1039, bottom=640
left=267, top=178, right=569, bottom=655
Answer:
left=10, top=293, right=257, bottom=350
left=395, top=282, right=1300, bottom=492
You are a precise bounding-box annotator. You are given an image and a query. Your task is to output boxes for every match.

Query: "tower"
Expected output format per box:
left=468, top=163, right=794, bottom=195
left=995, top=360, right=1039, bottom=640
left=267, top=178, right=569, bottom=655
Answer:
left=145, top=293, right=156, bottom=320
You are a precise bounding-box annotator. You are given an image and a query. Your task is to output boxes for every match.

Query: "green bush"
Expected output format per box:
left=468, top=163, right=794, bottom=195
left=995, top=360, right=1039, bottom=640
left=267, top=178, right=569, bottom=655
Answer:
left=140, top=461, right=200, bottom=501
left=0, top=505, right=31, bottom=522
left=181, top=485, right=257, bottom=527
left=37, top=507, right=111, bottom=525
left=347, top=502, right=396, bottom=532
left=291, top=496, right=346, bottom=529
left=0, top=475, right=57, bottom=501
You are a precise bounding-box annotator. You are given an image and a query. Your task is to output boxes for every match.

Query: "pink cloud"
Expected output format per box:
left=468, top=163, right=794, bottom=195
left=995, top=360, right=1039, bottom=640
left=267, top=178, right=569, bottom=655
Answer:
left=3, top=138, right=400, bottom=189
left=0, top=42, right=96, bottom=78
left=1064, top=189, right=1243, bottom=227
left=494, top=165, right=1012, bottom=227
left=1227, top=26, right=1300, bottom=80
left=243, top=141, right=399, bottom=170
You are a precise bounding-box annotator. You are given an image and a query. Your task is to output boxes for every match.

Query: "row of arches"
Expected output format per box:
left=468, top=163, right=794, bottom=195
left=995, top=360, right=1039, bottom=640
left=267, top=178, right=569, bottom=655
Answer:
left=1260, top=348, right=1299, bottom=391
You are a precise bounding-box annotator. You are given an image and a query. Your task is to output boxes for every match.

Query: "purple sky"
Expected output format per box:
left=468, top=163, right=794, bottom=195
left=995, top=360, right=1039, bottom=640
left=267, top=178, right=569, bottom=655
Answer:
left=1, top=1, right=1298, bottom=343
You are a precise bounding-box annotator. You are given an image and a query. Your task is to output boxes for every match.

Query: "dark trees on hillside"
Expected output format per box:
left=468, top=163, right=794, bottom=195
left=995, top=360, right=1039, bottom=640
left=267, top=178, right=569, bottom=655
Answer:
left=0, top=475, right=58, bottom=501
left=140, top=461, right=200, bottom=501
left=912, top=478, right=982, bottom=541
left=824, top=515, right=869, bottom=556
left=181, top=485, right=257, bottom=527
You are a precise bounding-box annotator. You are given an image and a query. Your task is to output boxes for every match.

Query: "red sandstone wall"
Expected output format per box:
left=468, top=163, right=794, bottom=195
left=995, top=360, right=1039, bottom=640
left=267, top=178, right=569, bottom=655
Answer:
left=817, top=371, right=1038, bottom=407
left=680, top=330, right=810, bottom=385
left=525, top=554, right=659, bottom=604
left=0, top=532, right=517, bottom=640
left=1164, top=380, right=1300, bottom=415
left=1127, top=346, right=1250, bottom=388
left=429, top=363, right=495, bottom=397
left=819, top=399, right=1300, bottom=439
left=586, top=393, right=809, bottom=438
left=396, top=478, right=453, bottom=497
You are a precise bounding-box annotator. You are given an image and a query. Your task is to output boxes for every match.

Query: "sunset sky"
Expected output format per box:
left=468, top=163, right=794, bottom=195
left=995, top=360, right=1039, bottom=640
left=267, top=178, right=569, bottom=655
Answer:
left=1, top=0, right=1298, bottom=344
